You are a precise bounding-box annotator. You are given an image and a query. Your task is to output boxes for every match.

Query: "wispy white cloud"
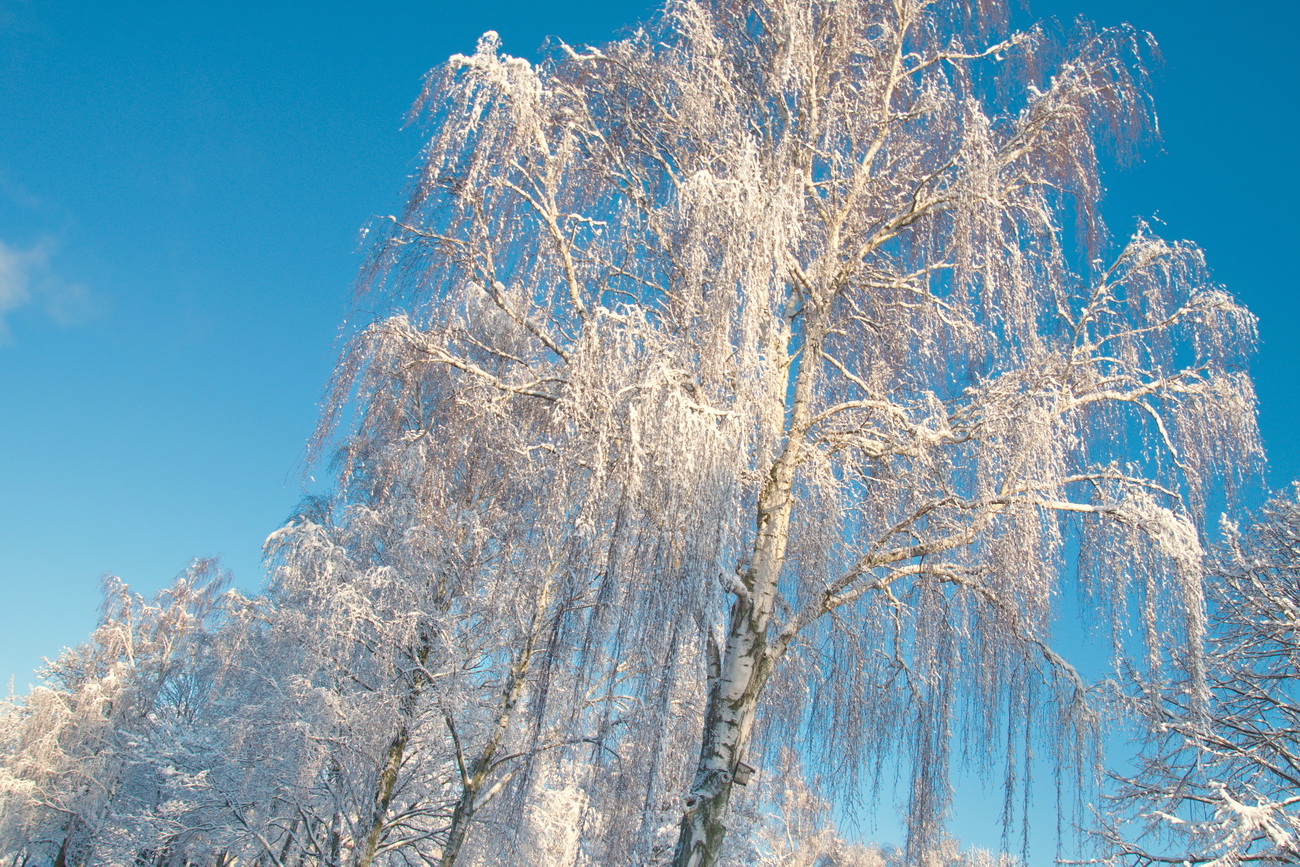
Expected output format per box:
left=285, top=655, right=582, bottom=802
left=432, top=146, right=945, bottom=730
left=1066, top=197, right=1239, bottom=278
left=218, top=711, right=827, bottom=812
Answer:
left=0, top=240, right=38, bottom=338
left=0, top=238, right=92, bottom=343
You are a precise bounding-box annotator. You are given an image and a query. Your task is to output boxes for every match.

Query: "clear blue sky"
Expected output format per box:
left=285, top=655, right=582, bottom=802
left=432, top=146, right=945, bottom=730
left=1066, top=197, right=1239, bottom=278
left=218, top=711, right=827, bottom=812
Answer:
left=1, top=0, right=1296, bottom=854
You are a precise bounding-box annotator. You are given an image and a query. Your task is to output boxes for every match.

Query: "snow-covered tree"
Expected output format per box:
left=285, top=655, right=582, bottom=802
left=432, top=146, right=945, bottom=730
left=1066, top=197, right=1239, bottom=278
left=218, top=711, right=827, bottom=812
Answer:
left=258, top=489, right=571, bottom=867
left=0, top=561, right=235, bottom=867
left=320, top=0, right=1264, bottom=862
left=327, top=0, right=1260, bottom=862
left=264, top=324, right=687, bottom=865
left=1096, top=488, right=1300, bottom=865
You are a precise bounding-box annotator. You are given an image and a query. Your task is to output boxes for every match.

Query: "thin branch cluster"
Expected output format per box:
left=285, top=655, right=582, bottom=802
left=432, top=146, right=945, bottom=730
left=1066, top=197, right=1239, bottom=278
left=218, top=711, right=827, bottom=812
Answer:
left=1097, top=490, right=1300, bottom=866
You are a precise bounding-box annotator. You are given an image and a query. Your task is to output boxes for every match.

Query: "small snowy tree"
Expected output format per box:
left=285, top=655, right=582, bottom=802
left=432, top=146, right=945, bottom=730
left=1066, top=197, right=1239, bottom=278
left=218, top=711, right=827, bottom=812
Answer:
left=321, top=0, right=1262, bottom=862
left=0, top=561, right=233, bottom=867
left=1098, top=488, right=1300, bottom=865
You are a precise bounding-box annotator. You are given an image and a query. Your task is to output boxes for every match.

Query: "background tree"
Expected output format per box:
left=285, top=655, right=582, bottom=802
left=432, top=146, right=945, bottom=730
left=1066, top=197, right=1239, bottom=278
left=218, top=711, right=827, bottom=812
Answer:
left=1096, top=487, right=1300, bottom=865
left=308, top=160, right=741, bottom=861
left=328, top=0, right=1263, bottom=863
left=0, top=561, right=233, bottom=867
left=260, top=320, right=696, bottom=865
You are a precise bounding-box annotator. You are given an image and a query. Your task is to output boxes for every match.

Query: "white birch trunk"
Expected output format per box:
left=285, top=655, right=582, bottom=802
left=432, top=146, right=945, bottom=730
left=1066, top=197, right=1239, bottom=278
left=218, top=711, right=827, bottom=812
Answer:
left=672, top=317, right=818, bottom=867
left=669, top=591, right=775, bottom=867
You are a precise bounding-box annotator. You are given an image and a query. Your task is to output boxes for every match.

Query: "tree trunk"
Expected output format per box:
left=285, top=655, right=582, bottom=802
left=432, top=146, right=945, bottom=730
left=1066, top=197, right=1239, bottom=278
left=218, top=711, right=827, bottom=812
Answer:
left=671, top=312, right=819, bottom=867
left=275, top=815, right=300, bottom=866
left=52, top=835, right=70, bottom=867
left=326, top=811, right=341, bottom=867
left=353, top=724, right=413, bottom=867
left=670, top=587, right=779, bottom=867
left=353, top=639, right=432, bottom=867
left=437, top=618, right=543, bottom=867
left=437, top=782, right=479, bottom=867
left=670, top=476, right=795, bottom=866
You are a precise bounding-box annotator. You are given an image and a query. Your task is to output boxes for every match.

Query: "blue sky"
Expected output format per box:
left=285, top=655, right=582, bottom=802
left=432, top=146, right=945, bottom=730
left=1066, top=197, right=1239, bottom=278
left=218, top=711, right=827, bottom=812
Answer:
left=0, top=0, right=664, bottom=688
left=1, top=0, right=1296, bottom=854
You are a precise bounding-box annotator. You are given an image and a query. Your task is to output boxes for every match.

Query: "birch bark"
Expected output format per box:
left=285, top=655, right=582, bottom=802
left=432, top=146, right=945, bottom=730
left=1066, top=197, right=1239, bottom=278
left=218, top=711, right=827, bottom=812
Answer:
left=672, top=310, right=823, bottom=866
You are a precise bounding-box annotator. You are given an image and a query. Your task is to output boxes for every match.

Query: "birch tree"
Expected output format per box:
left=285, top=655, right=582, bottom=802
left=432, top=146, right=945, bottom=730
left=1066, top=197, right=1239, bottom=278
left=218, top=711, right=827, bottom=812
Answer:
left=276, top=323, right=663, bottom=865
left=325, top=0, right=1263, bottom=862
left=257, top=479, right=545, bottom=865
left=1097, top=488, right=1300, bottom=865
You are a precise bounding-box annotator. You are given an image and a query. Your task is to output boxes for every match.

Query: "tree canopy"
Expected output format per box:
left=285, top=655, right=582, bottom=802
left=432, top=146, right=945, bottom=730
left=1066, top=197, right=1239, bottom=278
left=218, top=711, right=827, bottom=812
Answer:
left=324, top=0, right=1260, bottom=862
